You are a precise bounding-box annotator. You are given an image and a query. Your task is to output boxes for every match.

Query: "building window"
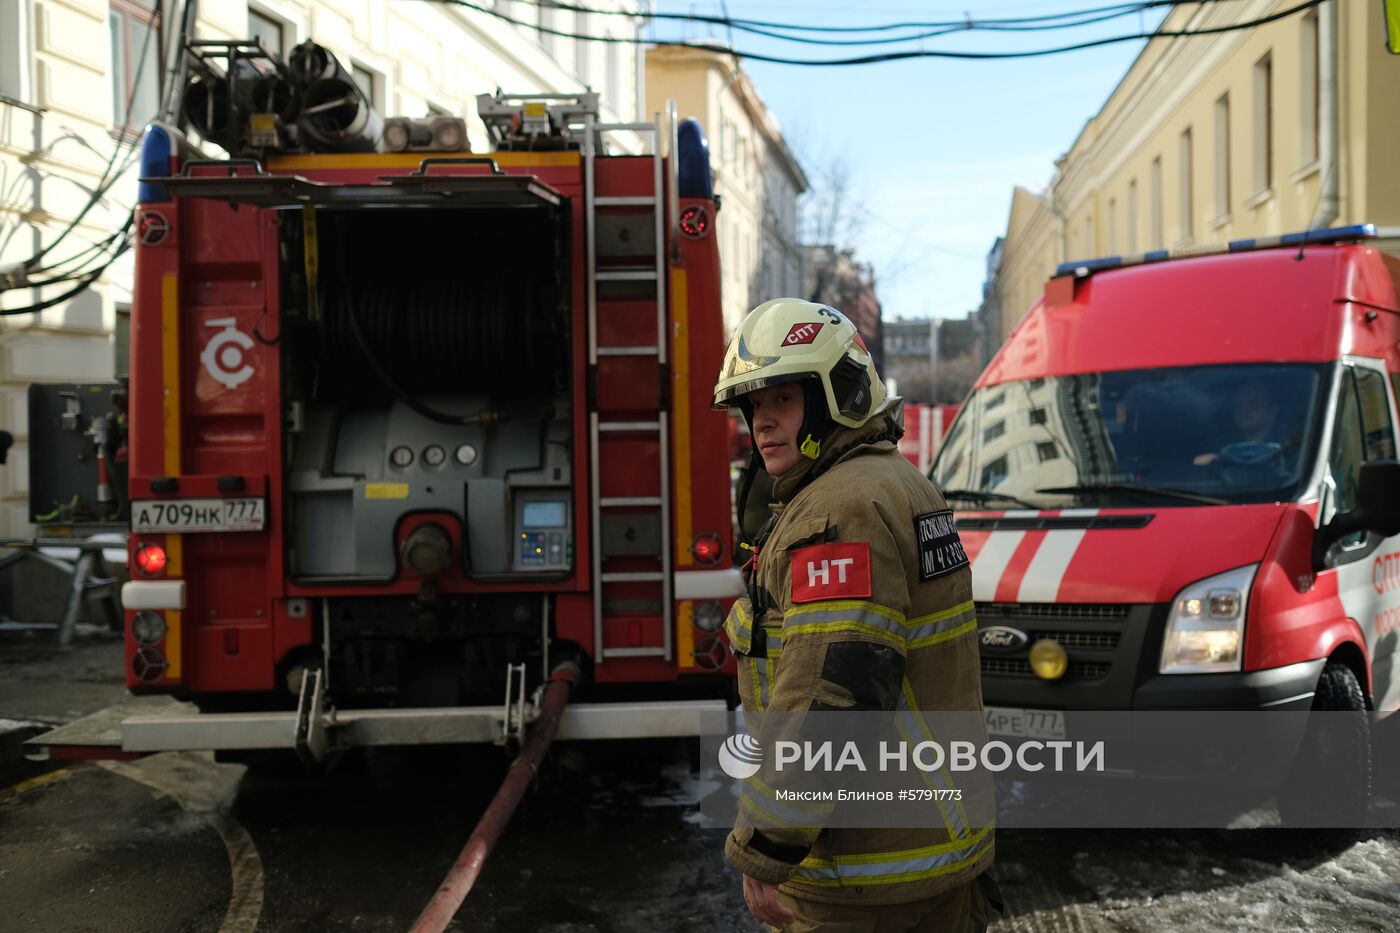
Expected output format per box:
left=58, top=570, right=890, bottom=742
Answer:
left=605, top=41, right=621, bottom=115
left=109, top=0, right=161, bottom=135
left=1214, top=92, right=1231, bottom=218
left=1150, top=156, right=1163, bottom=249
left=1179, top=127, right=1193, bottom=240
left=1301, top=12, right=1319, bottom=166
left=983, top=421, right=1005, bottom=443
left=536, top=1, right=556, bottom=57
left=1036, top=441, right=1059, bottom=463
left=575, top=12, right=591, bottom=84
left=1028, top=408, right=1047, bottom=426
left=1107, top=197, right=1117, bottom=253
left=0, top=0, right=32, bottom=103
left=1253, top=52, right=1272, bottom=195
left=352, top=63, right=380, bottom=109
left=248, top=8, right=285, bottom=58
left=985, top=392, right=1006, bottom=411
left=980, top=456, right=1009, bottom=489
left=1127, top=179, right=1139, bottom=253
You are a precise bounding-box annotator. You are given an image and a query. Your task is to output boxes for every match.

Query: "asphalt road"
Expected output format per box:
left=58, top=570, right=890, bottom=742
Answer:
left=5, top=634, right=1400, bottom=932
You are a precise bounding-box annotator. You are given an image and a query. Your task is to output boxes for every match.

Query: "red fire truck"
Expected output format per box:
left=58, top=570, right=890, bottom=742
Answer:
left=101, top=88, right=739, bottom=760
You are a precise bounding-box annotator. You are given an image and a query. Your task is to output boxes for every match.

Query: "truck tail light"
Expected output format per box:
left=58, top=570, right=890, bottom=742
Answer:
left=131, top=648, right=168, bottom=682
left=679, top=206, right=709, bottom=239
left=131, top=611, right=167, bottom=645
left=691, top=532, right=723, bottom=565
left=694, top=600, right=724, bottom=632
left=135, top=542, right=168, bottom=577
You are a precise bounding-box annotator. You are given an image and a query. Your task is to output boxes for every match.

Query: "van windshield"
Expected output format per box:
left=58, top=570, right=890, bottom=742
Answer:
left=929, top=363, right=1331, bottom=509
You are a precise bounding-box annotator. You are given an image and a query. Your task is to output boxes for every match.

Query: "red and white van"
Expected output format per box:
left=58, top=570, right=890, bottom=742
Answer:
left=930, top=225, right=1400, bottom=805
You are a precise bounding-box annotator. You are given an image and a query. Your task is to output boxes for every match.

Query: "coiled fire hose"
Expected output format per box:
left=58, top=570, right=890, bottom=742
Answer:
left=409, top=659, right=581, bottom=932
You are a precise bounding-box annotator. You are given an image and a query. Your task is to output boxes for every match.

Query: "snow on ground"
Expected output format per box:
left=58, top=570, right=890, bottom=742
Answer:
left=994, top=829, right=1400, bottom=932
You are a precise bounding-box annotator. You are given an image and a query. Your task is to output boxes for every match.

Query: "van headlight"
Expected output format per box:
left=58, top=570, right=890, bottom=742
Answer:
left=1159, top=564, right=1257, bottom=674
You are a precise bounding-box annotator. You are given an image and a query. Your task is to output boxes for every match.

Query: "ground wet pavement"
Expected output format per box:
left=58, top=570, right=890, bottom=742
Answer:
left=5, top=635, right=1400, bottom=931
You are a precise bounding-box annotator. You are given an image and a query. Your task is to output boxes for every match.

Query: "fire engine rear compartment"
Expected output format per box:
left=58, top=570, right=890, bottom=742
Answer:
left=276, top=201, right=576, bottom=707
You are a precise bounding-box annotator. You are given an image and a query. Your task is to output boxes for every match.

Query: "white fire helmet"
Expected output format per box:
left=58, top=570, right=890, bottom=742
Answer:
left=712, top=298, right=885, bottom=431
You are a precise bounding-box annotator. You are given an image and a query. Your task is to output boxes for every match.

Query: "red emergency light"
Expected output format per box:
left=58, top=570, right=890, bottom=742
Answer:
left=135, top=542, right=168, bottom=577
left=691, top=532, right=723, bottom=565
left=680, top=206, right=709, bottom=239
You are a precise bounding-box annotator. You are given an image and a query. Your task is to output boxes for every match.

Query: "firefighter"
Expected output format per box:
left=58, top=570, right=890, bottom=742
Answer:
left=713, top=298, right=999, bottom=932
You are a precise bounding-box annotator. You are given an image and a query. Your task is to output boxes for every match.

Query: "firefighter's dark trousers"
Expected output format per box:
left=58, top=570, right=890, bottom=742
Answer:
left=771, top=875, right=993, bottom=933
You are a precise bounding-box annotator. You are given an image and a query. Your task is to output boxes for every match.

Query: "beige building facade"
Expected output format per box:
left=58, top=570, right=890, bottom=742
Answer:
left=995, top=0, right=1400, bottom=346
left=645, top=45, right=807, bottom=334
left=0, top=0, right=645, bottom=535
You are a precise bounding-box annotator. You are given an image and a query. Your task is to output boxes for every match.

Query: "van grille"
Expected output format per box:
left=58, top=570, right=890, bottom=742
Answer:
left=981, top=658, right=1112, bottom=680
left=1030, top=631, right=1120, bottom=650
left=977, top=602, right=1131, bottom=622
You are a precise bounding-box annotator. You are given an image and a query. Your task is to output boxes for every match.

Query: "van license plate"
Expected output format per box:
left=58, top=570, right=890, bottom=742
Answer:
left=984, top=706, right=1066, bottom=740
left=132, top=498, right=265, bottom=533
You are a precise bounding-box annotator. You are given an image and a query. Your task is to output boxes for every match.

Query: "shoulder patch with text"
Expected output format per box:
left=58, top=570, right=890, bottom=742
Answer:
left=915, top=510, right=969, bottom=582
left=790, top=542, right=872, bottom=603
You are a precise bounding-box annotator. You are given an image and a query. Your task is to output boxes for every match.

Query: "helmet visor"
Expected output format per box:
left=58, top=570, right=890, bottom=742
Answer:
left=712, top=371, right=811, bottom=408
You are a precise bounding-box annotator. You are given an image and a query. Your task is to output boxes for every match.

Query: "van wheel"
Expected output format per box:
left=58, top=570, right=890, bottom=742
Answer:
left=1276, top=661, right=1371, bottom=829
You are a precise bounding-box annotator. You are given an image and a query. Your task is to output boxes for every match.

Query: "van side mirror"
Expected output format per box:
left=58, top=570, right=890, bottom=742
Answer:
left=1314, top=460, right=1400, bottom=568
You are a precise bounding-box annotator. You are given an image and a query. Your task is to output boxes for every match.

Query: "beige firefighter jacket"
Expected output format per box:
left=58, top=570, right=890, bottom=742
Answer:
left=723, top=399, right=994, bottom=907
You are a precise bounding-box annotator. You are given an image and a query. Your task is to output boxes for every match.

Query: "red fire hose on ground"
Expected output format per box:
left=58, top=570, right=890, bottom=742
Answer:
left=409, top=660, right=581, bottom=933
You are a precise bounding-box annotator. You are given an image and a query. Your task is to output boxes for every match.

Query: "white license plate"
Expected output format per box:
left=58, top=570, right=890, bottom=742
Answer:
left=984, top=706, right=1066, bottom=740
left=132, top=497, right=265, bottom=533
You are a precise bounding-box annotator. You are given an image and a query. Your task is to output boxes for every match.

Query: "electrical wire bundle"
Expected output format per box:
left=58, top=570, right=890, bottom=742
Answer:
left=420, top=0, right=1327, bottom=66
left=0, top=0, right=173, bottom=317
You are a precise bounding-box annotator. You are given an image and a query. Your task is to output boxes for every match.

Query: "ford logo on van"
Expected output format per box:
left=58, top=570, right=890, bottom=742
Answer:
left=980, top=626, right=1030, bottom=654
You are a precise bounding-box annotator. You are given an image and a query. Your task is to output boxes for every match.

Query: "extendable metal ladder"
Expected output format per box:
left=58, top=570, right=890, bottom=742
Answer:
left=583, top=113, right=673, bottom=663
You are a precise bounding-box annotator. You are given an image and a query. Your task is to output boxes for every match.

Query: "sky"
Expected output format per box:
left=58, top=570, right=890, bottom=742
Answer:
left=650, top=0, right=1172, bottom=320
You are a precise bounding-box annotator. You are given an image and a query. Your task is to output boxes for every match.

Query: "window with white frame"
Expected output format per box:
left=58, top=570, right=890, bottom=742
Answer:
left=248, top=7, right=286, bottom=58
left=1150, top=156, right=1163, bottom=249
left=110, top=0, right=161, bottom=135
left=1300, top=12, right=1319, bottom=167
left=537, top=1, right=556, bottom=57
left=352, top=63, right=380, bottom=110
left=605, top=41, right=621, bottom=115
left=1127, top=179, right=1139, bottom=253
left=1252, top=52, right=1273, bottom=195
left=1214, top=92, right=1231, bottom=218
left=1179, top=127, right=1193, bottom=240
left=0, top=0, right=31, bottom=103
left=575, top=12, right=592, bottom=85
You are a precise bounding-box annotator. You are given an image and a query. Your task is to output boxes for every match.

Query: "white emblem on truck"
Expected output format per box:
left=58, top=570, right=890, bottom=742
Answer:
left=200, top=317, right=255, bottom=389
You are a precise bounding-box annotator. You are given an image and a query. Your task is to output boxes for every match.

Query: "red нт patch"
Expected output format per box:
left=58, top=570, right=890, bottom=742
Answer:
left=782, top=322, right=824, bottom=346
left=790, top=542, right=872, bottom=603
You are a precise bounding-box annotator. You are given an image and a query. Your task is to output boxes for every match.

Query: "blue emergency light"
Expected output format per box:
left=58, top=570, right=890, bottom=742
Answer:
left=1055, top=224, right=1381, bottom=279
left=138, top=123, right=174, bottom=203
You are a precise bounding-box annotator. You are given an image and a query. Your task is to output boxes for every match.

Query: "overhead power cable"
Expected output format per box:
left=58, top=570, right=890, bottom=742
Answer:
left=427, top=0, right=1323, bottom=65
left=22, top=12, right=159, bottom=274
left=414, top=0, right=1245, bottom=36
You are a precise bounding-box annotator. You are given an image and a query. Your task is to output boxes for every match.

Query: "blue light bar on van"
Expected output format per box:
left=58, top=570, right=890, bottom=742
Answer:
left=1226, top=224, right=1377, bottom=251
left=1055, top=224, right=1379, bottom=278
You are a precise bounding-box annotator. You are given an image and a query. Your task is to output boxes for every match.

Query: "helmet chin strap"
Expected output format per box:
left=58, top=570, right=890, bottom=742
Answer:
left=797, top=377, right=835, bottom=462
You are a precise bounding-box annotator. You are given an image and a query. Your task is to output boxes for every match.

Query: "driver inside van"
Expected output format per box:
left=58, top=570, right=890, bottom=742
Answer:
left=1193, top=381, right=1281, bottom=466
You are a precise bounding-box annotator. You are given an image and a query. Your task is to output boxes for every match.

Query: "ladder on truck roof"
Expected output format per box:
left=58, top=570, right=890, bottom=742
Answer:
left=584, top=110, right=677, bottom=663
